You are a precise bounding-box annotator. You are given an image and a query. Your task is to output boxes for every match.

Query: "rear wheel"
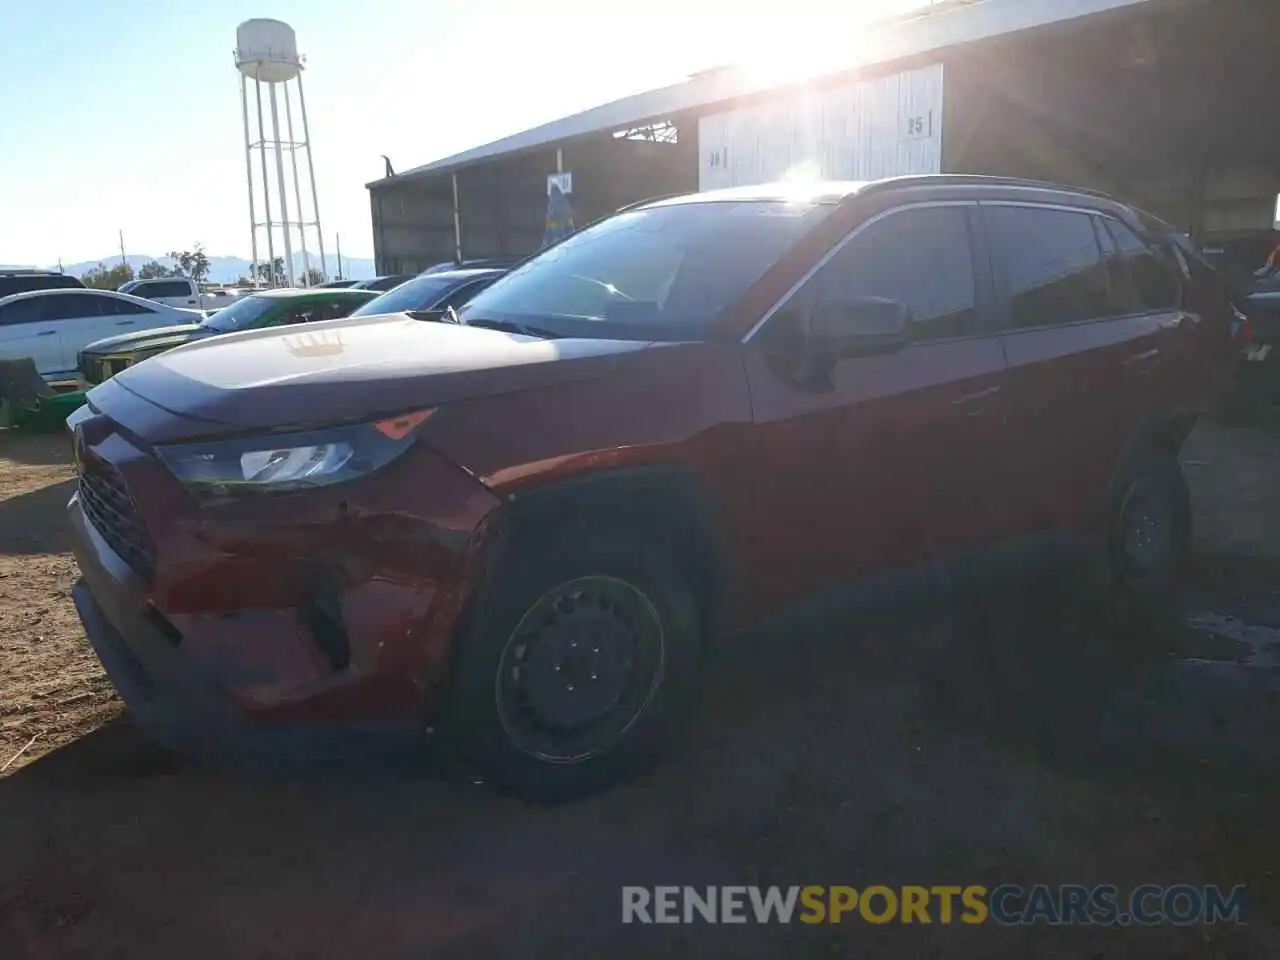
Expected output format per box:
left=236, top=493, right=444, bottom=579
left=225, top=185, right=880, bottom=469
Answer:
left=443, top=521, right=701, bottom=802
left=1108, top=448, right=1191, bottom=624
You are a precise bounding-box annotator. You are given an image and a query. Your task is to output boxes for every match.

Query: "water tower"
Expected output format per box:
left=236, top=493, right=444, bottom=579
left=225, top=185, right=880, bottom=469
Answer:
left=235, top=19, right=327, bottom=286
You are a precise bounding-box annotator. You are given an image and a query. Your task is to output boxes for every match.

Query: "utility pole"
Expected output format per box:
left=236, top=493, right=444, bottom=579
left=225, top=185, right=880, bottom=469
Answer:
left=336, top=233, right=343, bottom=280
left=119, top=230, right=127, bottom=269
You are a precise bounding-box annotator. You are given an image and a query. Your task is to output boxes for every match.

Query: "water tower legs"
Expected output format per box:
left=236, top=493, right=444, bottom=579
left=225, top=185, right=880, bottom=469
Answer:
left=253, top=71, right=278, bottom=287
left=297, top=73, right=328, bottom=280
left=240, top=74, right=260, bottom=285
left=283, top=88, right=311, bottom=283
left=267, top=83, right=296, bottom=287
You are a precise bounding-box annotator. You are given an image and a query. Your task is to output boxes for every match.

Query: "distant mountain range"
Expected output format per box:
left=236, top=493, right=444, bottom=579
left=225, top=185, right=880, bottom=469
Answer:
left=10, top=253, right=377, bottom=283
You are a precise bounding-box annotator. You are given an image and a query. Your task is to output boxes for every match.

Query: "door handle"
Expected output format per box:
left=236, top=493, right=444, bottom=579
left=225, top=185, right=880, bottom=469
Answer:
left=36, top=330, right=56, bottom=337
left=115, top=320, right=135, bottom=326
left=1125, top=348, right=1160, bottom=377
left=951, top=385, right=1002, bottom=416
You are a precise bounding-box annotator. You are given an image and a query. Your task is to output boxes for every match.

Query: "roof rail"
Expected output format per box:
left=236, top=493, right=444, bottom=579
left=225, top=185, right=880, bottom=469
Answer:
left=859, top=174, right=1123, bottom=204
left=615, top=192, right=689, bottom=215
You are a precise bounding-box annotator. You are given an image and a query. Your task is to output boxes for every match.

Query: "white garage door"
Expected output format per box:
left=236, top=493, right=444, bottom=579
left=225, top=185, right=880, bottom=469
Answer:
left=698, top=63, right=945, bottom=191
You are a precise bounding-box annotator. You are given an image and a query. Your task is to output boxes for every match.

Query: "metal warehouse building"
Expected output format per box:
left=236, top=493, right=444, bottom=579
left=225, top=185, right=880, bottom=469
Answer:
left=368, top=0, right=1280, bottom=274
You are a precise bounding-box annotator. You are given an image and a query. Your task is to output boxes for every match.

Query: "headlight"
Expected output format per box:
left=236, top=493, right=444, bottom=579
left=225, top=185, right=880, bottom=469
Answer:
left=156, top=410, right=432, bottom=500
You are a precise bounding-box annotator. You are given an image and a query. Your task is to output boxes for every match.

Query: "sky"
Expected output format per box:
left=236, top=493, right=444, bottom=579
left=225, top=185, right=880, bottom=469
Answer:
left=0, top=0, right=925, bottom=267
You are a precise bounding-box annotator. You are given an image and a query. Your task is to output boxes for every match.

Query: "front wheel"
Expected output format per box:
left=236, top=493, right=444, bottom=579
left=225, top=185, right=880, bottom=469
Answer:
left=443, top=523, right=701, bottom=802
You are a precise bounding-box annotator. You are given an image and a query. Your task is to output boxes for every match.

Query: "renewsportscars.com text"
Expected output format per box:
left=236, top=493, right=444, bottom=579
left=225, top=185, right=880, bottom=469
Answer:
left=621, top=884, right=1247, bottom=926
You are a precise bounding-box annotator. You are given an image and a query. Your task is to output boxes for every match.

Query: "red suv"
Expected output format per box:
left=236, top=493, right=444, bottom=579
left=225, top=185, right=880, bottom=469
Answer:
left=67, top=177, right=1239, bottom=799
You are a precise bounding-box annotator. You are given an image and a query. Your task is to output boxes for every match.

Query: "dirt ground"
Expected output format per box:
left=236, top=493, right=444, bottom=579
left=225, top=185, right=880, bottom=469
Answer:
left=0, top=434, right=119, bottom=774
left=2, top=421, right=1280, bottom=958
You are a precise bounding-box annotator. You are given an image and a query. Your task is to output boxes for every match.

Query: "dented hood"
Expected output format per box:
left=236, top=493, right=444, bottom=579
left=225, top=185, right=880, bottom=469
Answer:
left=95, top=312, right=652, bottom=438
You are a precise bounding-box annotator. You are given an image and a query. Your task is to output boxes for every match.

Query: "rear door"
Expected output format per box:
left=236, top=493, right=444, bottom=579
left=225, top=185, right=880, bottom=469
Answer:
left=982, top=202, right=1168, bottom=540
left=0, top=297, right=63, bottom=374
left=1096, top=215, right=1195, bottom=411
left=97, top=294, right=164, bottom=338
left=741, top=201, right=1011, bottom=610
left=40, top=294, right=124, bottom=372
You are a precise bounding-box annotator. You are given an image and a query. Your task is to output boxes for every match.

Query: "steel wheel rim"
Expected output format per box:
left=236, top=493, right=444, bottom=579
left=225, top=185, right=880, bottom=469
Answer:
left=495, top=575, right=665, bottom=763
left=1118, top=480, right=1173, bottom=580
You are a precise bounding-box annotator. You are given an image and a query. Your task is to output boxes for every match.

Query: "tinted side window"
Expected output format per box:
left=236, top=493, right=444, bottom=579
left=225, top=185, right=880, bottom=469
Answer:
left=1094, top=216, right=1136, bottom=315
left=441, top=278, right=496, bottom=310
left=147, top=280, right=191, bottom=298
left=0, top=298, right=48, bottom=325
left=817, top=206, right=978, bottom=341
left=279, top=301, right=348, bottom=326
left=987, top=206, right=1108, bottom=328
left=318, top=299, right=361, bottom=322
left=0, top=275, right=80, bottom=297
left=106, top=296, right=156, bottom=315
left=42, top=294, right=104, bottom=321
left=1104, top=220, right=1179, bottom=312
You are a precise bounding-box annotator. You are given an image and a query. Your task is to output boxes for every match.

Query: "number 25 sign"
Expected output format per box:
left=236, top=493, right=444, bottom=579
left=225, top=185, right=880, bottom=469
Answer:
left=905, top=112, right=933, bottom=140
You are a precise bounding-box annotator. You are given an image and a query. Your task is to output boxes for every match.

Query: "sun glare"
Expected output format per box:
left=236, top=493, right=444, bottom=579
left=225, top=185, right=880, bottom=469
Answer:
left=729, top=1, right=927, bottom=89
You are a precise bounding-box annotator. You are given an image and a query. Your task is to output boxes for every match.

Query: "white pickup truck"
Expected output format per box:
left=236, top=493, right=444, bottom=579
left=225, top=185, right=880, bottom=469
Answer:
left=117, top=277, right=243, bottom=313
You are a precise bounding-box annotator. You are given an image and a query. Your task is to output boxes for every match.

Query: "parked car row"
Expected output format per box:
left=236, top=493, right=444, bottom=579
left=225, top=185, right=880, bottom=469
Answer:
left=77, top=288, right=379, bottom=385
left=0, top=288, right=201, bottom=381
left=0, top=259, right=510, bottom=386
left=62, top=175, right=1242, bottom=802
left=75, top=268, right=507, bottom=383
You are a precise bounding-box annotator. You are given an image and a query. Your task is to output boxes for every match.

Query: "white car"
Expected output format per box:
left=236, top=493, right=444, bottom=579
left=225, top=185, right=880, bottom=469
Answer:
left=0, top=288, right=201, bottom=381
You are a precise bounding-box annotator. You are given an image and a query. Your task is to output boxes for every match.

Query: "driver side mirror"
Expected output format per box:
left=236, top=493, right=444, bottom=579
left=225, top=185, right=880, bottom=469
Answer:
left=793, top=296, right=910, bottom=390
left=812, top=296, right=910, bottom=357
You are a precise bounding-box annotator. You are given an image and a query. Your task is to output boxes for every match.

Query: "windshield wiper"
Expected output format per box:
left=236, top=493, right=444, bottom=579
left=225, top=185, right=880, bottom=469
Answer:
left=463, top=317, right=562, bottom=339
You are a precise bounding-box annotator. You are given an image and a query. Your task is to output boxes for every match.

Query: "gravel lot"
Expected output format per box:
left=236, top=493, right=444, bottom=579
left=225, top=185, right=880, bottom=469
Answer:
left=1, top=421, right=1279, bottom=958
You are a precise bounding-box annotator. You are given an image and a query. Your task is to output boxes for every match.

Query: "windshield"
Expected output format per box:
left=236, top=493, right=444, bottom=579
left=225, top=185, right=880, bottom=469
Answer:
left=350, top=276, right=457, bottom=317
left=459, top=200, right=832, bottom=340
left=200, top=295, right=276, bottom=332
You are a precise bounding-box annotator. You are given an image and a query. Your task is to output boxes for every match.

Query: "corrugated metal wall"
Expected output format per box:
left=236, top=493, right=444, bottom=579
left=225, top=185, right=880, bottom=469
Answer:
left=697, top=63, right=944, bottom=190
left=370, top=131, right=696, bottom=273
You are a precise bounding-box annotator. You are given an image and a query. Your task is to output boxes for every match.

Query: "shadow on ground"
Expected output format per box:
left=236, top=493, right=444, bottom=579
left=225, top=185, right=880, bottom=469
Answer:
left=0, top=478, right=74, bottom=555
left=0, top=432, right=73, bottom=468
left=2, top=564, right=1276, bottom=958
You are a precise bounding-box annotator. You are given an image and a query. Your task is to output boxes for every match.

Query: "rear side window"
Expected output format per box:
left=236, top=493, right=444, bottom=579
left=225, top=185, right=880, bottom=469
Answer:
left=816, top=205, right=979, bottom=341
left=986, top=206, right=1109, bottom=328
left=104, top=296, right=155, bottom=315
left=1101, top=219, right=1179, bottom=312
left=140, top=280, right=192, bottom=299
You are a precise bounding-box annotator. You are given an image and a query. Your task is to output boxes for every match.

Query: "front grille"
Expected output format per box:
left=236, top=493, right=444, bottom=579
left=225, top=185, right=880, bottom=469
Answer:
left=78, top=456, right=154, bottom=577
left=79, top=355, right=131, bottom=385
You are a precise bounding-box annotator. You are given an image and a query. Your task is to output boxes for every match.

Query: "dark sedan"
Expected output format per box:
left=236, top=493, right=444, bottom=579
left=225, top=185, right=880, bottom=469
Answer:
left=349, top=267, right=506, bottom=319
left=352, top=274, right=414, bottom=292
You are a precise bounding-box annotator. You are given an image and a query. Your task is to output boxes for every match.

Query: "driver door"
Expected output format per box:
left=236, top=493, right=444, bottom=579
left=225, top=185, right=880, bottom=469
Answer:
left=740, top=202, right=1012, bottom=611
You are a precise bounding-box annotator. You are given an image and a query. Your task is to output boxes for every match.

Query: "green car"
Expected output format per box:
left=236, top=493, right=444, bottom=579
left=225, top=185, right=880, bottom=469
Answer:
left=77, top=287, right=379, bottom=385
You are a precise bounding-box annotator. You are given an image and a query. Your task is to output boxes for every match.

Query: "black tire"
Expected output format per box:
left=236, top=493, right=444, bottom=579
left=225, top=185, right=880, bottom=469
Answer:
left=1107, top=447, right=1191, bottom=625
left=442, top=518, right=702, bottom=803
